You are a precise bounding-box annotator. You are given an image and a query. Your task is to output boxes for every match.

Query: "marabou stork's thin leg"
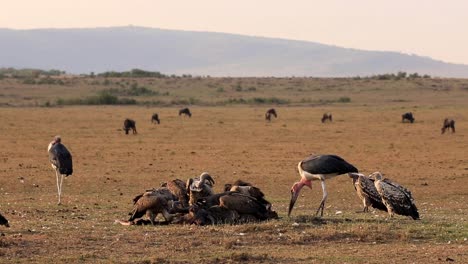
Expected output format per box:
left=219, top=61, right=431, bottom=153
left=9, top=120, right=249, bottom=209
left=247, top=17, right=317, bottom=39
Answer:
left=59, top=174, right=64, bottom=204
left=315, top=180, right=328, bottom=216
left=55, top=170, right=61, bottom=205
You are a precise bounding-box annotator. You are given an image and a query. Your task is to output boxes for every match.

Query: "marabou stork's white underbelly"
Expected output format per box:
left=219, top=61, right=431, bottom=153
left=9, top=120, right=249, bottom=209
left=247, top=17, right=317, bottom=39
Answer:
left=302, top=171, right=340, bottom=181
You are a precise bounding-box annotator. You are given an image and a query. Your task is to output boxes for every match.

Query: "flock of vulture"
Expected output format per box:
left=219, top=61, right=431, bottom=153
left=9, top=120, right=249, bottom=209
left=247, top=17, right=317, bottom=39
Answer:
left=0, top=107, right=457, bottom=229
left=117, top=173, right=278, bottom=226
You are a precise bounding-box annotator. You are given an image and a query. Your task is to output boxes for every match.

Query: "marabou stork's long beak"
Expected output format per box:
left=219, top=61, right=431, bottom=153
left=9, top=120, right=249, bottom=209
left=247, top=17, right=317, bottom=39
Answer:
left=288, top=180, right=311, bottom=217
left=288, top=189, right=300, bottom=217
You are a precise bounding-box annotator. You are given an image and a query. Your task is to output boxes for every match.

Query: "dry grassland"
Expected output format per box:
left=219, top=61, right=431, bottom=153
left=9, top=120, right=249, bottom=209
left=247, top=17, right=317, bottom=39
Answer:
left=0, top=77, right=467, bottom=263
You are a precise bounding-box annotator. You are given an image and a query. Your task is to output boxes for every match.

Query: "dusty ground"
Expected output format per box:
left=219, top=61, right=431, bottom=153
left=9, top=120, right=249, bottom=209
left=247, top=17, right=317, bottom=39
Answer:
left=0, top=78, right=467, bottom=263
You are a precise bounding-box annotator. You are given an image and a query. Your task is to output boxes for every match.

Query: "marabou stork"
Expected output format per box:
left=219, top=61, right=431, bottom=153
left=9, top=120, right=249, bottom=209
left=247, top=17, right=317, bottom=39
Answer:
left=48, top=136, right=73, bottom=205
left=288, top=154, right=358, bottom=217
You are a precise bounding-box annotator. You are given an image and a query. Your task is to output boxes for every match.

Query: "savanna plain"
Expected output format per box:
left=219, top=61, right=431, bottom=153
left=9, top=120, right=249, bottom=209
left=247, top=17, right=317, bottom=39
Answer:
left=0, top=76, right=467, bottom=263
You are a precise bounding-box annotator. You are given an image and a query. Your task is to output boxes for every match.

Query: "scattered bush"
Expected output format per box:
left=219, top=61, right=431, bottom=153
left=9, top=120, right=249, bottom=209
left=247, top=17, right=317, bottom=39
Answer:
left=102, top=86, right=157, bottom=96
left=222, top=97, right=289, bottom=105
left=338, top=96, right=351, bottom=103
left=97, top=69, right=167, bottom=78
left=56, top=91, right=137, bottom=106
left=359, top=72, right=430, bottom=80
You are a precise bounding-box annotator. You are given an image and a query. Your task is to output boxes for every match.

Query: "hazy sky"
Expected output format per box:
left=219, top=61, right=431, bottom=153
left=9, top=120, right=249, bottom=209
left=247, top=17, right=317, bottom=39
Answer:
left=2, top=0, right=467, bottom=64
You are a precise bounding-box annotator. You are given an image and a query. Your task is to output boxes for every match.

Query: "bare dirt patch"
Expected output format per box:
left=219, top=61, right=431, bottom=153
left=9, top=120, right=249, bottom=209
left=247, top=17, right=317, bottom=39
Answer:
left=0, top=77, right=467, bottom=263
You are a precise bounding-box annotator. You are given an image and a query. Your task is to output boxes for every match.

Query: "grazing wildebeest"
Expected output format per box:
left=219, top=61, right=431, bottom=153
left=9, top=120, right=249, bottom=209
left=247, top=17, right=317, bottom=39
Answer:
left=123, top=119, right=137, bottom=134
left=151, top=113, right=160, bottom=124
left=321, top=113, right=332, bottom=123
left=265, top=108, right=277, bottom=122
left=402, top=112, right=415, bottom=123
left=179, top=108, right=192, bottom=117
left=0, top=211, right=9, bottom=227
left=441, top=118, right=455, bottom=134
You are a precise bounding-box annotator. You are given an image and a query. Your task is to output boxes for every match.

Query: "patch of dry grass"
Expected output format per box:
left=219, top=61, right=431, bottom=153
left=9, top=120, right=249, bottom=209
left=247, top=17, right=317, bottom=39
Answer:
left=0, top=76, right=467, bottom=263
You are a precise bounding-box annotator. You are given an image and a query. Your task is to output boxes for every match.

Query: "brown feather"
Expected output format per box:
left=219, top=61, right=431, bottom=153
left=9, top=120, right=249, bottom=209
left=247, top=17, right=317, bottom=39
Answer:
left=372, top=172, right=419, bottom=220
left=165, top=179, right=189, bottom=207
left=129, top=195, right=173, bottom=225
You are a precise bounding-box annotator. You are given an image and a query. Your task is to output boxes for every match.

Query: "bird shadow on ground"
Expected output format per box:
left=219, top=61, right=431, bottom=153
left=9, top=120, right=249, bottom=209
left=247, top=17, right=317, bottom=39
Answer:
left=291, top=215, right=387, bottom=225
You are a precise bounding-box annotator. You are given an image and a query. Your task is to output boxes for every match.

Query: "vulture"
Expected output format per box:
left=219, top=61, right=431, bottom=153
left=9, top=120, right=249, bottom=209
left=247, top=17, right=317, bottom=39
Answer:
left=186, top=172, right=215, bottom=205
left=224, top=180, right=272, bottom=210
left=161, top=179, right=189, bottom=208
left=348, top=173, right=387, bottom=212
left=219, top=192, right=271, bottom=220
left=129, top=194, right=174, bottom=225
left=371, top=172, right=420, bottom=220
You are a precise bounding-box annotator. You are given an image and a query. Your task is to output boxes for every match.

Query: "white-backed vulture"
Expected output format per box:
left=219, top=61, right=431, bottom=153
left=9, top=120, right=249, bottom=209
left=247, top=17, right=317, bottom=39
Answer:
left=224, top=180, right=272, bottom=210
left=348, top=173, right=387, bottom=212
left=129, top=195, right=174, bottom=225
left=186, top=172, right=215, bottom=205
left=371, top=172, right=419, bottom=220
left=219, top=193, right=271, bottom=220
left=162, top=179, right=189, bottom=207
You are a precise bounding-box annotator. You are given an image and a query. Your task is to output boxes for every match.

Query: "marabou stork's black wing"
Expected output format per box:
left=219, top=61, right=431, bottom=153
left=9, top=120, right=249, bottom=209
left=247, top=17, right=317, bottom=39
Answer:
left=301, top=154, right=358, bottom=175
left=49, top=143, right=73, bottom=176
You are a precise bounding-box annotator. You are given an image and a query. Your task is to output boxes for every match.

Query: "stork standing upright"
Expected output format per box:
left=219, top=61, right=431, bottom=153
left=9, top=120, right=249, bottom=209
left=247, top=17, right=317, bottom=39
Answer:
left=288, top=154, right=358, bottom=217
left=48, top=136, right=73, bottom=205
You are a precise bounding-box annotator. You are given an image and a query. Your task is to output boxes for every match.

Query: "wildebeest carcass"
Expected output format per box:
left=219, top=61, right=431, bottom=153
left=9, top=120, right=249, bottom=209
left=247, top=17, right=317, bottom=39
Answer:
left=441, top=118, right=455, bottom=134
left=0, top=211, right=9, bottom=227
left=179, top=108, right=192, bottom=117
left=190, top=192, right=278, bottom=225
left=224, top=180, right=272, bottom=210
left=371, top=172, right=419, bottom=220
left=123, top=118, right=137, bottom=134
left=151, top=113, right=160, bottom=124
left=265, top=108, right=277, bottom=122
left=186, top=172, right=215, bottom=205
left=402, top=112, right=415, bottom=123
left=321, top=113, right=332, bottom=123
left=348, top=173, right=387, bottom=213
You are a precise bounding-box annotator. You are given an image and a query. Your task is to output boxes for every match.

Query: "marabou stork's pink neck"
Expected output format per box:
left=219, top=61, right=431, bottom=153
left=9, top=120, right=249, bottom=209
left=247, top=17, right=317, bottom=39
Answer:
left=291, top=177, right=312, bottom=193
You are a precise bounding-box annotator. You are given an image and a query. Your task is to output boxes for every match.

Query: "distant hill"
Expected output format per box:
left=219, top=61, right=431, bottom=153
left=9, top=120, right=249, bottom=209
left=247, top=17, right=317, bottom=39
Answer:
left=1, top=26, right=467, bottom=77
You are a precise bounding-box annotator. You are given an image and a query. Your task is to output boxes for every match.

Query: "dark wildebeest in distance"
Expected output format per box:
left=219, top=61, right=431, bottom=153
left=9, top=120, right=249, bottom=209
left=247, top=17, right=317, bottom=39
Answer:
left=151, top=113, right=160, bottom=124
left=402, top=112, right=415, bottom=123
left=124, top=119, right=137, bottom=135
left=441, top=118, right=455, bottom=134
left=321, top=113, right=332, bottom=123
left=265, top=108, right=277, bottom=122
left=179, top=108, right=192, bottom=118
left=0, top=211, right=9, bottom=227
